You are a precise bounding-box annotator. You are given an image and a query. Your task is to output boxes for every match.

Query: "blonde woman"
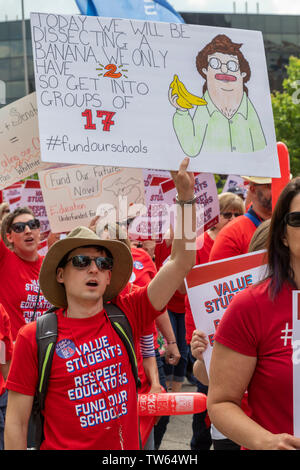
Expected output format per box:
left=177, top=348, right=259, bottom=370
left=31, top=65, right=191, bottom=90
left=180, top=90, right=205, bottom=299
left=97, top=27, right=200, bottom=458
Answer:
left=186, top=192, right=245, bottom=451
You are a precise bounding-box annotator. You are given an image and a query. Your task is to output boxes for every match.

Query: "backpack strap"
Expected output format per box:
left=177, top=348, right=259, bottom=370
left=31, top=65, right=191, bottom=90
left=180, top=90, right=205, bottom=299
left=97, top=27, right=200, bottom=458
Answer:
left=33, top=308, right=58, bottom=449
left=104, top=302, right=140, bottom=391
left=36, top=309, right=58, bottom=409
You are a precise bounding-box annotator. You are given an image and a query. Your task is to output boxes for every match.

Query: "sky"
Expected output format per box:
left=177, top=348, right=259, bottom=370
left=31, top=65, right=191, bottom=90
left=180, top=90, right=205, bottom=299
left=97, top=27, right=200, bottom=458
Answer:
left=0, top=0, right=300, bottom=21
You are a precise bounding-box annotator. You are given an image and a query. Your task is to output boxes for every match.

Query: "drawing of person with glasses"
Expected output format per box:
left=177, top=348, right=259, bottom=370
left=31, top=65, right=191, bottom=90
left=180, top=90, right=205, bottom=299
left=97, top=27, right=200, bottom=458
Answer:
left=169, top=34, right=267, bottom=156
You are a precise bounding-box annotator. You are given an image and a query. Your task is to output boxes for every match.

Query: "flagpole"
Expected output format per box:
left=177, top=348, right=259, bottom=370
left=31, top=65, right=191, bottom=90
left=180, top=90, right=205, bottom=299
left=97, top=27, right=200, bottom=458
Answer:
left=21, top=0, right=29, bottom=95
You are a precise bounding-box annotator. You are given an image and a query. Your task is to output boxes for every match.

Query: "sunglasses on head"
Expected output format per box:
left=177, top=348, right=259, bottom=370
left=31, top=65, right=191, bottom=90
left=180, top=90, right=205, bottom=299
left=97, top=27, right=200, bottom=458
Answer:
left=221, top=212, right=241, bottom=220
left=65, top=255, right=113, bottom=271
left=284, top=212, right=300, bottom=227
left=10, top=218, right=40, bottom=233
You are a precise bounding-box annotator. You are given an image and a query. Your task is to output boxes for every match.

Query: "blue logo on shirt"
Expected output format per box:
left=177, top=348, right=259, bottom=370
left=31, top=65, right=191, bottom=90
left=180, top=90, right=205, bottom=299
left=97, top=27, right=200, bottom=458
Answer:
left=56, top=339, right=76, bottom=359
left=133, top=261, right=144, bottom=270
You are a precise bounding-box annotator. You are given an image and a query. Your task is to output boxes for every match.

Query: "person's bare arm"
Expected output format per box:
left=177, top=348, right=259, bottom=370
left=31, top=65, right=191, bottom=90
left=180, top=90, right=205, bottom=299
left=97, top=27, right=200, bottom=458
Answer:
left=155, top=312, right=181, bottom=365
left=193, top=359, right=209, bottom=386
left=148, top=158, right=196, bottom=311
left=143, top=356, right=162, bottom=394
left=207, top=342, right=300, bottom=450
left=4, top=390, right=33, bottom=450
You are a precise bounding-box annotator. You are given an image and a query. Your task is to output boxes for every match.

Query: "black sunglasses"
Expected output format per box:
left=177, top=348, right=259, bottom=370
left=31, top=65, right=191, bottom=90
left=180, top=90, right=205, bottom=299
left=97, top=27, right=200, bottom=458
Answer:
left=221, top=212, right=241, bottom=220
left=65, top=255, right=113, bottom=271
left=10, top=218, right=40, bottom=233
left=284, top=212, right=300, bottom=227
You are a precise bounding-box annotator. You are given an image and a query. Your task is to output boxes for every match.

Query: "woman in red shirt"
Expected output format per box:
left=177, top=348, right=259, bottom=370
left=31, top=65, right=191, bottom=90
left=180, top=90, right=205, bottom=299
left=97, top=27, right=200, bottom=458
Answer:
left=207, top=177, right=300, bottom=450
left=186, top=192, right=245, bottom=451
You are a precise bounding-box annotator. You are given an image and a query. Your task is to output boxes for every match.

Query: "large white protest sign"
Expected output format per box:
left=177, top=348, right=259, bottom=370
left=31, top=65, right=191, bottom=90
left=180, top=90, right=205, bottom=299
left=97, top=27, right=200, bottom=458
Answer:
left=30, top=13, right=279, bottom=177
left=38, top=164, right=144, bottom=232
left=185, top=250, right=267, bottom=370
left=0, top=92, right=54, bottom=190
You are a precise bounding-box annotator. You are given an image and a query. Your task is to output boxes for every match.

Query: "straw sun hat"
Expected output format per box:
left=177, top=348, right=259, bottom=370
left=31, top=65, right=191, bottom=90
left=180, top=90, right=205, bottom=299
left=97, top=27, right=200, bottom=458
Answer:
left=241, top=176, right=272, bottom=185
left=39, top=226, right=133, bottom=308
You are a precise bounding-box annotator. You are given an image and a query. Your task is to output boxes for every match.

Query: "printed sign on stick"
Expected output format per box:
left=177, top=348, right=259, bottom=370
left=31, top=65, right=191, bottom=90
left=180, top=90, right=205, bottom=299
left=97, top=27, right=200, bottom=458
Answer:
left=185, top=250, right=268, bottom=370
left=19, top=179, right=50, bottom=234
left=30, top=13, right=279, bottom=177
left=222, top=174, right=247, bottom=199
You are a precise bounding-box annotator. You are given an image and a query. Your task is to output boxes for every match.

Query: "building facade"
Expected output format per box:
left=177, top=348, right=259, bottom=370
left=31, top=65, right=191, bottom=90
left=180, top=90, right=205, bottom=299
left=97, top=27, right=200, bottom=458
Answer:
left=0, top=19, right=34, bottom=106
left=0, top=13, right=299, bottom=106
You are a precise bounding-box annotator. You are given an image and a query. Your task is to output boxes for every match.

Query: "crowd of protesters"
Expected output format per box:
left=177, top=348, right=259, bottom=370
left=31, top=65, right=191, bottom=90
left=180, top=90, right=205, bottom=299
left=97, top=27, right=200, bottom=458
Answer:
left=1, top=159, right=300, bottom=451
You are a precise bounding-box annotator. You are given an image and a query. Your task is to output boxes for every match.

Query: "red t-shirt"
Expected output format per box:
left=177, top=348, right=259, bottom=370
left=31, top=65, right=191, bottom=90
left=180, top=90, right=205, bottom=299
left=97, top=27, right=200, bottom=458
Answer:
left=209, top=214, right=257, bottom=262
left=6, top=285, right=163, bottom=450
left=154, top=240, right=186, bottom=313
left=214, top=279, right=294, bottom=435
left=119, top=282, right=155, bottom=395
left=0, top=239, right=51, bottom=340
left=130, top=246, right=158, bottom=346
left=129, top=246, right=158, bottom=392
left=0, top=304, right=13, bottom=396
left=185, top=232, right=214, bottom=344
left=129, top=246, right=157, bottom=287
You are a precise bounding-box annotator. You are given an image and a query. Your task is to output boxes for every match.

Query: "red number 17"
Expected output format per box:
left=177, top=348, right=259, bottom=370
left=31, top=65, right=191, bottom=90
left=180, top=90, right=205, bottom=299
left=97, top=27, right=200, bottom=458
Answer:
left=81, top=109, right=115, bottom=132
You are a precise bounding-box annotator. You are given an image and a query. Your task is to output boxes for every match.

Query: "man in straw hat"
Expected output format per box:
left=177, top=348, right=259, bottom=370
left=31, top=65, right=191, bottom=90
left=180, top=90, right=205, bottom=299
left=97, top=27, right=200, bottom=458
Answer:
left=209, top=175, right=272, bottom=261
left=4, top=158, right=196, bottom=450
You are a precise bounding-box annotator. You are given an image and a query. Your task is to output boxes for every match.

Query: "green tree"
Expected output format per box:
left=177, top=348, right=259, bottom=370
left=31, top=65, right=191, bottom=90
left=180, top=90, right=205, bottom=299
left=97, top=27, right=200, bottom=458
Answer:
left=271, top=56, right=300, bottom=177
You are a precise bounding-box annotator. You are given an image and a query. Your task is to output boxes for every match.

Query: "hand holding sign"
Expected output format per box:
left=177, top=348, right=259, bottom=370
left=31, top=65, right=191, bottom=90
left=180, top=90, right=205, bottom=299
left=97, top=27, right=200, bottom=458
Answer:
left=170, top=157, right=195, bottom=202
left=190, top=329, right=208, bottom=361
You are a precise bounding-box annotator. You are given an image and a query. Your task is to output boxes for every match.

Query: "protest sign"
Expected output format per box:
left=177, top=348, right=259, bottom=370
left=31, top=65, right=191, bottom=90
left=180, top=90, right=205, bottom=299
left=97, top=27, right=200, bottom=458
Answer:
left=38, top=164, right=144, bottom=232
left=185, top=250, right=267, bottom=370
left=2, top=181, right=24, bottom=205
left=222, top=174, right=247, bottom=198
left=143, top=169, right=170, bottom=207
left=160, top=173, right=219, bottom=236
left=19, top=179, right=50, bottom=234
left=127, top=169, right=171, bottom=241
left=0, top=92, right=53, bottom=190
left=30, top=12, right=279, bottom=177
left=37, top=238, right=48, bottom=256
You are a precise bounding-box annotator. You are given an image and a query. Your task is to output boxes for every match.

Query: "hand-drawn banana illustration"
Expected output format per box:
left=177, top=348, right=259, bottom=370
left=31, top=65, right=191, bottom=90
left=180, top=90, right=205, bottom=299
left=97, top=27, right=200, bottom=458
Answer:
left=169, top=74, right=207, bottom=109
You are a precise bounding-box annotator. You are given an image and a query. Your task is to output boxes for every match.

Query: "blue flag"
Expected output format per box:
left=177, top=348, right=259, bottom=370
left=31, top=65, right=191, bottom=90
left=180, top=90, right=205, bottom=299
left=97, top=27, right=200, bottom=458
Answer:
left=75, top=0, right=184, bottom=23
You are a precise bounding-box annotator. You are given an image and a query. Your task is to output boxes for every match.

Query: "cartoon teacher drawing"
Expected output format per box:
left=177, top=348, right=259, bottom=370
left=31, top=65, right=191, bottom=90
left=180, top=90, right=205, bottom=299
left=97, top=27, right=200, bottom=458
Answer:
left=169, top=34, right=267, bottom=156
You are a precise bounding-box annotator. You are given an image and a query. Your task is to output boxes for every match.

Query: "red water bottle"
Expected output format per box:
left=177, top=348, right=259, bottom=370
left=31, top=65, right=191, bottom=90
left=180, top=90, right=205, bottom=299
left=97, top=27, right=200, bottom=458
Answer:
left=138, top=392, right=207, bottom=416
